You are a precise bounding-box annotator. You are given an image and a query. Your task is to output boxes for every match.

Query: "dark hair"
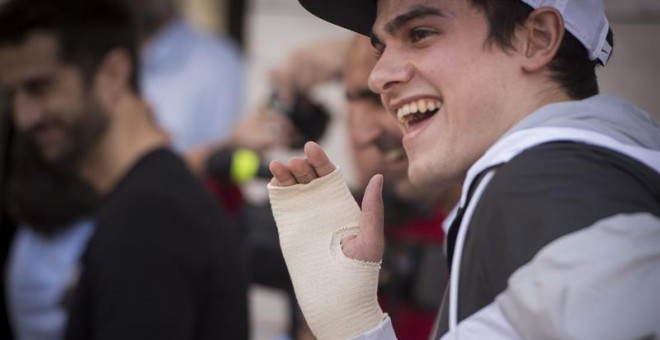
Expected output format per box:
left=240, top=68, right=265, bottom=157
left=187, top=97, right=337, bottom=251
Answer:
left=469, top=0, right=614, bottom=99
left=0, top=0, right=141, bottom=93
left=1, top=107, right=14, bottom=227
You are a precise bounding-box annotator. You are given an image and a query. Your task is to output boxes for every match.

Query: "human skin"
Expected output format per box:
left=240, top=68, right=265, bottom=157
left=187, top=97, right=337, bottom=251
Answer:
left=0, top=33, right=103, bottom=163
left=345, top=36, right=408, bottom=191
left=346, top=35, right=454, bottom=204
left=270, top=0, right=569, bottom=262
left=0, top=32, right=168, bottom=194
left=369, top=0, right=535, bottom=190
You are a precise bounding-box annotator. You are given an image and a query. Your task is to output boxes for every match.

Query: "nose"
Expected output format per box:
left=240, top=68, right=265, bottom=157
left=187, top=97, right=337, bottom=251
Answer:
left=12, top=91, right=44, bottom=132
left=368, top=49, right=414, bottom=95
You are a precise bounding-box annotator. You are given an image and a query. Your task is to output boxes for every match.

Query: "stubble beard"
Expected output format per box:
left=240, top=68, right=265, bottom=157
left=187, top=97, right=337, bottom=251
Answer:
left=44, top=97, right=109, bottom=173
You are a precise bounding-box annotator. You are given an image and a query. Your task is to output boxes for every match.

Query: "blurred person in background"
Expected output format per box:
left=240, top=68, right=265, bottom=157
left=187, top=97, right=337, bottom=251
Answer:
left=0, top=0, right=248, bottom=339
left=1, top=80, right=288, bottom=340
left=125, top=0, right=245, bottom=174
left=4, top=131, right=97, bottom=340
left=345, top=35, right=459, bottom=340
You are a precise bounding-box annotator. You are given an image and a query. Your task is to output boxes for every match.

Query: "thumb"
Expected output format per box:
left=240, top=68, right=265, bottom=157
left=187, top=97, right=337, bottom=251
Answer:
left=358, top=174, right=385, bottom=262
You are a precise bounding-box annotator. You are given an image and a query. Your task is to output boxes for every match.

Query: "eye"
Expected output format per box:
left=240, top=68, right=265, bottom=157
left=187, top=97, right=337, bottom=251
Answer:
left=410, top=28, right=435, bottom=43
left=374, top=49, right=383, bottom=60
left=372, top=44, right=385, bottom=60
left=25, top=78, right=53, bottom=98
left=370, top=35, right=385, bottom=60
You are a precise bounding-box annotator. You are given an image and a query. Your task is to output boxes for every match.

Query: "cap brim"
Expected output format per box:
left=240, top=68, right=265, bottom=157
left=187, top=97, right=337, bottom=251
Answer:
left=298, top=0, right=377, bottom=36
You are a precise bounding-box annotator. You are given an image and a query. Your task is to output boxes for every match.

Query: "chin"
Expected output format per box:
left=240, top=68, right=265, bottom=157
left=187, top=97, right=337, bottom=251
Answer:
left=41, top=143, right=78, bottom=167
left=410, top=158, right=460, bottom=191
left=40, top=148, right=63, bottom=163
left=407, top=163, right=432, bottom=188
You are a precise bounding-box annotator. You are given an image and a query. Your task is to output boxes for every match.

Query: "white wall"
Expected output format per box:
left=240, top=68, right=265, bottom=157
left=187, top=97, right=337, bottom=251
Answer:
left=598, top=24, right=660, bottom=120
left=244, top=0, right=356, bottom=189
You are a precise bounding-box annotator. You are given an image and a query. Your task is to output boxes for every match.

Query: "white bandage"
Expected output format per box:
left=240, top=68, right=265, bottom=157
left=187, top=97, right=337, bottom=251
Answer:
left=268, top=169, right=386, bottom=340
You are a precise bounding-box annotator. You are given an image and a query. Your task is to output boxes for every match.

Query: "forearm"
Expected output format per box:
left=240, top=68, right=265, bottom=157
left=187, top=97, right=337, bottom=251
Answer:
left=268, top=169, right=386, bottom=339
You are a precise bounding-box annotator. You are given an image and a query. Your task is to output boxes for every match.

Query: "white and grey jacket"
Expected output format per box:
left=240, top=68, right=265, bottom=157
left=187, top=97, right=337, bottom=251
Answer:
left=360, top=95, right=660, bottom=340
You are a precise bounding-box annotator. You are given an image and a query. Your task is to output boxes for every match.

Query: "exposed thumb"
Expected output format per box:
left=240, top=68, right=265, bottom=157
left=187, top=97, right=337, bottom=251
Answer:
left=358, top=174, right=385, bottom=262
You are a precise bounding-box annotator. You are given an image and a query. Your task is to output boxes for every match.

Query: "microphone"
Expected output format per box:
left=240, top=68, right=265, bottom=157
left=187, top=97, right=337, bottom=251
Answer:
left=206, top=148, right=271, bottom=185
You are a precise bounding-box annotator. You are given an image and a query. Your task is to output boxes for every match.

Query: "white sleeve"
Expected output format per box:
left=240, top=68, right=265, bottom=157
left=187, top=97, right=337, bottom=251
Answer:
left=348, top=317, right=397, bottom=340
left=497, top=213, right=660, bottom=340
left=435, top=213, right=660, bottom=340
left=434, top=302, right=521, bottom=340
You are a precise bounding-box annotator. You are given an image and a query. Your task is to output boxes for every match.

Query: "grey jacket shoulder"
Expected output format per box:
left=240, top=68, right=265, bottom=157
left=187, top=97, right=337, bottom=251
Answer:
left=509, top=95, right=660, bottom=150
left=455, top=141, right=660, bottom=323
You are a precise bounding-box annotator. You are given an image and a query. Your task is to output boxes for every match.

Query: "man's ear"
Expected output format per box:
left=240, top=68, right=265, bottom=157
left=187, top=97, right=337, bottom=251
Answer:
left=518, top=7, right=564, bottom=72
left=93, top=48, right=133, bottom=108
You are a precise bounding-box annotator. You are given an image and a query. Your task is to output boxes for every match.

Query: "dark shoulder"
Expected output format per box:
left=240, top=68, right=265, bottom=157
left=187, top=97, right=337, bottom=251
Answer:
left=109, top=149, right=210, bottom=203
left=100, top=149, right=221, bottom=221
left=93, top=149, right=238, bottom=257
left=483, top=142, right=660, bottom=214
left=459, top=142, right=660, bottom=316
left=473, top=141, right=660, bottom=259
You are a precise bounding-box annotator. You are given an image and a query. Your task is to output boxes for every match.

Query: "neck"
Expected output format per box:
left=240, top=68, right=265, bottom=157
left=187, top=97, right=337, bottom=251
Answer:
left=501, top=76, right=574, bottom=136
left=78, top=93, right=169, bottom=195
left=437, top=184, right=462, bottom=214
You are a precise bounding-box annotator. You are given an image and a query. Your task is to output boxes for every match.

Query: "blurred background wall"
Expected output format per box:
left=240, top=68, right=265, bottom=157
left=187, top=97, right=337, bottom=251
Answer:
left=0, top=0, right=656, bottom=118
left=599, top=23, right=660, bottom=118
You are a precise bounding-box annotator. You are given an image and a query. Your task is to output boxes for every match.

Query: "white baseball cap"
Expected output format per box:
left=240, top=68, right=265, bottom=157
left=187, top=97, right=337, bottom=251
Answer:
left=298, top=0, right=612, bottom=64
left=521, top=0, right=611, bottom=64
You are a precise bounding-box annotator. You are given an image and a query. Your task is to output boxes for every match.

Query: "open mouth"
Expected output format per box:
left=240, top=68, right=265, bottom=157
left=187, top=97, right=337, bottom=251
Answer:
left=383, top=148, right=405, bottom=162
left=375, top=135, right=406, bottom=163
left=396, top=99, right=441, bottom=129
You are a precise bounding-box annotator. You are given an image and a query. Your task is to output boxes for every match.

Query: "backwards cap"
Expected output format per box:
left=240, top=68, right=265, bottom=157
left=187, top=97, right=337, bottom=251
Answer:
left=298, top=0, right=612, bottom=65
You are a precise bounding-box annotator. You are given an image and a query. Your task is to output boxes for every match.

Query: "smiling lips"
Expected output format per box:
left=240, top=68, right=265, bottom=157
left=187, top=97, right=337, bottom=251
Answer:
left=395, top=98, right=442, bottom=129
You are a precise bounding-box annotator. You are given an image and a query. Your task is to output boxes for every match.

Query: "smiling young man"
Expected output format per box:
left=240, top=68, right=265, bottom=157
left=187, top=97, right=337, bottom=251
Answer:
left=0, top=0, right=248, bottom=339
left=267, top=0, right=660, bottom=339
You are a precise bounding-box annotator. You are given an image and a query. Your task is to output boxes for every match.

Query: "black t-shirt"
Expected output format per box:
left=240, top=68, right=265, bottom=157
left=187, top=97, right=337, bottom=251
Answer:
left=437, top=142, right=660, bottom=334
left=66, top=148, right=248, bottom=340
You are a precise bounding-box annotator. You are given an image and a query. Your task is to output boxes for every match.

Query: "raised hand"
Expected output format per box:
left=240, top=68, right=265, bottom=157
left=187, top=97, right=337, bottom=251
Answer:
left=269, top=141, right=385, bottom=263
left=269, top=141, right=335, bottom=186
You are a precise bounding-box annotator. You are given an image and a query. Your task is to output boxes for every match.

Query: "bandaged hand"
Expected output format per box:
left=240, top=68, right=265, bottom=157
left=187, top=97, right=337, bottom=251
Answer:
left=268, top=142, right=386, bottom=339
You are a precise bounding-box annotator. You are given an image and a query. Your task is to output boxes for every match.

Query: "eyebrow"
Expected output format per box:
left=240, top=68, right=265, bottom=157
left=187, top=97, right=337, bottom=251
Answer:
left=384, top=5, right=446, bottom=35
left=370, top=5, right=446, bottom=49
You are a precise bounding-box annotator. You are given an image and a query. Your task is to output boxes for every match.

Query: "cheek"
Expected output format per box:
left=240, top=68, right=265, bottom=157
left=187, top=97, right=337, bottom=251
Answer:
left=12, top=111, right=32, bottom=133
left=54, top=93, right=89, bottom=125
left=355, top=148, right=381, bottom=171
left=422, top=39, right=488, bottom=89
left=47, top=73, right=88, bottom=124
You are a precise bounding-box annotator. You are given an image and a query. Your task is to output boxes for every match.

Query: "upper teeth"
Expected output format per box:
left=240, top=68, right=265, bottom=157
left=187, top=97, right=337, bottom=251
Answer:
left=397, top=99, right=442, bottom=121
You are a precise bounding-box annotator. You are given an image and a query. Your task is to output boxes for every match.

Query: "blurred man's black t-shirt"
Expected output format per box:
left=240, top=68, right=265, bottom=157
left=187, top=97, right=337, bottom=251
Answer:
left=66, top=148, right=248, bottom=340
